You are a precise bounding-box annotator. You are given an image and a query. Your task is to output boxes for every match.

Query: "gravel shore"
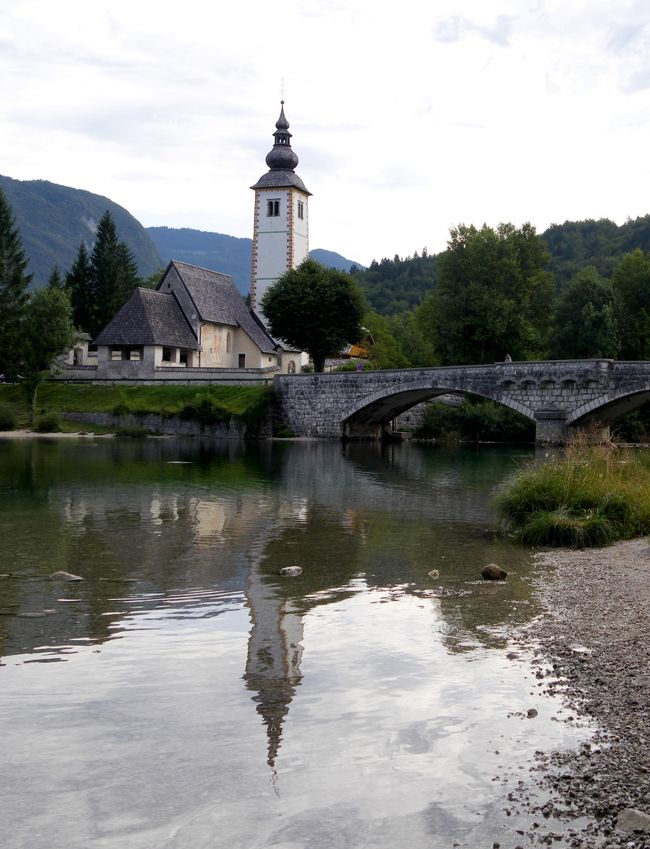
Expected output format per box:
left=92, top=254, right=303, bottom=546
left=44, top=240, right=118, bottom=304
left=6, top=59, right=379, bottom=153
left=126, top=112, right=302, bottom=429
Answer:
left=509, top=538, right=650, bottom=848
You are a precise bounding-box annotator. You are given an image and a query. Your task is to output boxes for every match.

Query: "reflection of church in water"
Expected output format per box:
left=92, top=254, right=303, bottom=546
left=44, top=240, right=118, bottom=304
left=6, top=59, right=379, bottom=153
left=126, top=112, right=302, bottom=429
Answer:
left=243, top=559, right=305, bottom=768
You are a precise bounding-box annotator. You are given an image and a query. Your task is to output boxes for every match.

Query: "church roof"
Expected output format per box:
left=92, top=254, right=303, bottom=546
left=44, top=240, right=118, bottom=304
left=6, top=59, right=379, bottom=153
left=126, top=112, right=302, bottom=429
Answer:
left=250, top=102, right=312, bottom=196
left=94, top=288, right=198, bottom=349
left=167, top=261, right=278, bottom=354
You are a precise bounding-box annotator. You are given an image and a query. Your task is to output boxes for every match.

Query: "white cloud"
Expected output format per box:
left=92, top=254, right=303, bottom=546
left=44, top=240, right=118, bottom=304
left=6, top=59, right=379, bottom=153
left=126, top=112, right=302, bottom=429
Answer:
left=1, top=0, right=650, bottom=266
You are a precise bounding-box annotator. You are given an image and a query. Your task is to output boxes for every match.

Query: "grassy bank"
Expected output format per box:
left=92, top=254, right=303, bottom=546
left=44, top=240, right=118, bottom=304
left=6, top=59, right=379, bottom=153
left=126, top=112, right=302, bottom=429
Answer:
left=495, top=438, right=650, bottom=547
left=0, top=383, right=274, bottom=434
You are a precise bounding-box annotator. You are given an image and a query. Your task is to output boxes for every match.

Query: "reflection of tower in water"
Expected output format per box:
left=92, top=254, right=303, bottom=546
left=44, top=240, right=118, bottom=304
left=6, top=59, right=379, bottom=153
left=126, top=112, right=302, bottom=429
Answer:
left=243, top=556, right=304, bottom=769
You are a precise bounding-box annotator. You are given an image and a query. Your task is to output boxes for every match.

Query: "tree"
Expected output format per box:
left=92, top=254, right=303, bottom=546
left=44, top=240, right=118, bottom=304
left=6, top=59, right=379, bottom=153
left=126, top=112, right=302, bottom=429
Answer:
left=22, top=287, right=75, bottom=416
left=0, top=188, right=32, bottom=379
left=47, top=266, right=64, bottom=289
left=433, top=223, right=554, bottom=364
left=65, top=212, right=142, bottom=338
left=260, top=258, right=365, bottom=373
left=612, top=249, right=650, bottom=359
left=65, top=241, right=93, bottom=331
left=362, top=311, right=410, bottom=369
left=551, top=266, right=619, bottom=358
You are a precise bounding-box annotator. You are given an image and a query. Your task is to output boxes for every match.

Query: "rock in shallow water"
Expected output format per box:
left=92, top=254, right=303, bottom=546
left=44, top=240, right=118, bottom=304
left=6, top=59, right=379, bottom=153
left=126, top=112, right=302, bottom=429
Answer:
left=481, top=564, right=508, bottom=581
left=49, top=571, right=84, bottom=582
left=279, top=566, right=303, bottom=577
left=428, top=569, right=440, bottom=579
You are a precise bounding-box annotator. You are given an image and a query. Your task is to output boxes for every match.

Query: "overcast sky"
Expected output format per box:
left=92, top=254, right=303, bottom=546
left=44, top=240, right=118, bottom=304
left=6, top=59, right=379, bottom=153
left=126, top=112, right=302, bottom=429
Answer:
left=2, top=0, right=650, bottom=266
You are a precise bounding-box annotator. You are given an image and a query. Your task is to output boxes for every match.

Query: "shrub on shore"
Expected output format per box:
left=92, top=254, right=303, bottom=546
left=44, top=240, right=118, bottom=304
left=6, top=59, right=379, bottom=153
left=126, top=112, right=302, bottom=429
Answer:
left=0, top=405, right=17, bottom=431
left=495, top=438, right=650, bottom=547
left=34, top=411, right=62, bottom=433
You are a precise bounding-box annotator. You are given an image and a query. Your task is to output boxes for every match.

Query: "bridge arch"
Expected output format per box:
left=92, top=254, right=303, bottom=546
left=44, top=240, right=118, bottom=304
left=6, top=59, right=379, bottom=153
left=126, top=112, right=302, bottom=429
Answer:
left=339, top=380, right=535, bottom=437
left=569, top=387, right=650, bottom=427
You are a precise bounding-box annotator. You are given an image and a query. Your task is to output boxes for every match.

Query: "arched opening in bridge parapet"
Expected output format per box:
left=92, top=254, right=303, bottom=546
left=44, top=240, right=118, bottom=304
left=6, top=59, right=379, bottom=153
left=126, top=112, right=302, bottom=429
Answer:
left=341, top=383, right=535, bottom=440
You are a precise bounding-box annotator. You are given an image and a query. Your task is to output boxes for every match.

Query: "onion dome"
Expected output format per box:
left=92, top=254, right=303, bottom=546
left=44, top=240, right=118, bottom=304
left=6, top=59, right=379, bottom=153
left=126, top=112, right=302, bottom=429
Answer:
left=251, top=102, right=312, bottom=194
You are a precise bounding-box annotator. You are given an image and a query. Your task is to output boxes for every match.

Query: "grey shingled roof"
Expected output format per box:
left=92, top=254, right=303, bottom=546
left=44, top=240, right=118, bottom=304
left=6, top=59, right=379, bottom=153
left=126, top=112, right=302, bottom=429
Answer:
left=169, top=261, right=278, bottom=354
left=94, top=288, right=198, bottom=349
left=250, top=171, right=311, bottom=194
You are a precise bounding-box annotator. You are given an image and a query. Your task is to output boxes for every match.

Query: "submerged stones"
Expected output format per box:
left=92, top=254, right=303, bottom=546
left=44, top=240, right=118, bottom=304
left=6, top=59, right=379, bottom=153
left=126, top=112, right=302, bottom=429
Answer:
left=428, top=569, right=440, bottom=579
left=481, top=564, right=508, bottom=581
left=279, top=566, right=303, bottom=577
left=49, top=571, right=84, bottom=582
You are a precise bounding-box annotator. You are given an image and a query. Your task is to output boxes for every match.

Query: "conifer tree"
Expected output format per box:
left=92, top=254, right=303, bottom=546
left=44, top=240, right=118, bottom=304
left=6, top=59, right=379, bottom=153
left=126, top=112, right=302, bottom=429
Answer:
left=65, top=241, right=93, bottom=331
left=87, top=211, right=141, bottom=337
left=47, top=266, right=64, bottom=289
left=0, top=188, right=32, bottom=378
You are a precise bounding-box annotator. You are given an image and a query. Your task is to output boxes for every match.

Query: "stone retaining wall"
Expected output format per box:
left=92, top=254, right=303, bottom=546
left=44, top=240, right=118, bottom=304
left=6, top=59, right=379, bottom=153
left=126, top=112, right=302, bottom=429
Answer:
left=64, top=411, right=270, bottom=439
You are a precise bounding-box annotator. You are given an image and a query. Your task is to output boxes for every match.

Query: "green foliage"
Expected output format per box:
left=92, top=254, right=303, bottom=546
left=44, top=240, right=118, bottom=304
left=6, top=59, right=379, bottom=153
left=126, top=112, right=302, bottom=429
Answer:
left=21, top=287, right=76, bottom=419
left=87, top=211, right=141, bottom=338
left=434, top=223, right=554, bottom=364
left=0, top=188, right=32, bottom=380
left=47, top=266, right=64, bottom=289
left=415, top=397, right=534, bottom=443
left=514, top=505, right=615, bottom=548
left=551, top=266, right=619, bottom=358
left=23, top=288, right=75, bottom=375
left=141, top=267, right=166, bottom=289
left=179, top=396, right=230, bottom=426
left=351, top=251, right=438, bottom=315
left=0, top=405, right=17, bottom=431
left=273, top=424, right=296, bottom=438
left=261, top=258, right=365, bottom=373
left=612, top=249, right=650, bottom=360
left=362, top=311, right=410, bottom=369
left=34, top=411, right=61, bottom=432
left=496, top=440, right=650, bottom=547
left=542, top=216, right=650, bottom=288
left=65, top=242, right=93, bottom=332
left=11, top=384, right=273, bottom=435
left=388, top=306, right=438, bottom=367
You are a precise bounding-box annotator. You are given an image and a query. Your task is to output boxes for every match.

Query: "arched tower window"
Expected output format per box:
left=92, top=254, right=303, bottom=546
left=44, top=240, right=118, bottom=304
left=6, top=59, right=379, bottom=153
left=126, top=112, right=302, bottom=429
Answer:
left=226, top=331, right=232, bottom=353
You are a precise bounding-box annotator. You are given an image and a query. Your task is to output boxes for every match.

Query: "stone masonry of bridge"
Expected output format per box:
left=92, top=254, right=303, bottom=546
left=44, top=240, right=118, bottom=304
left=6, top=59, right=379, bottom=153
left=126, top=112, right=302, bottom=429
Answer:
left=274, top=360, right=650, bottom=444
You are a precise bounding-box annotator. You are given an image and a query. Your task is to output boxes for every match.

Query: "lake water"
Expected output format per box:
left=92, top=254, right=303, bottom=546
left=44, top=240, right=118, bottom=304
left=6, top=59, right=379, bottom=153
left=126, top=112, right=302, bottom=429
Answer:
left=0, top=438, right=589, bottom=848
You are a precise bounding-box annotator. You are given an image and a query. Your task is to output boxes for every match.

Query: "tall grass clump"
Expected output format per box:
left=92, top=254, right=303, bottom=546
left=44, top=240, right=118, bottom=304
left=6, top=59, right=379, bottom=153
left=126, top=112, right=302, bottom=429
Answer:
left=495, top=435, right=650, bottom=547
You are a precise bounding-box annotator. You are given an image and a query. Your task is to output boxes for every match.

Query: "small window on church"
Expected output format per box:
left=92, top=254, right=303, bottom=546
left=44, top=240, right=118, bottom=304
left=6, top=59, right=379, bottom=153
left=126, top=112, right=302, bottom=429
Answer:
left=297, top=201, right=304, bottom=220
left=267, top=199, right=280, bottom=217
left=226, top=332, right=232, bottom=353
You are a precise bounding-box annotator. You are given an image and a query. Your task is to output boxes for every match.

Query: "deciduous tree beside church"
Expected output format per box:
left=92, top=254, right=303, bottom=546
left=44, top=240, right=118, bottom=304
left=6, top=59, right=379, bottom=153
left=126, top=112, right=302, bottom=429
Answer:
left=261, top=258, right=365, bottom=373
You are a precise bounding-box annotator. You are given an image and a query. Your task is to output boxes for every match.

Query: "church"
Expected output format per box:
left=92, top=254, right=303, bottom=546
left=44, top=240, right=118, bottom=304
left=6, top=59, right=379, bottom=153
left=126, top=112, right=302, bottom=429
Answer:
left=89, top=103, right=310, bottom=380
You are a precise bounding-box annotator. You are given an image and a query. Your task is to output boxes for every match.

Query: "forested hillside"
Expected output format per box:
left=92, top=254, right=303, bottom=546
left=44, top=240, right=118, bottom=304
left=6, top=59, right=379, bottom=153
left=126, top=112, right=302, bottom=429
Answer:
left=351, top=251, right=437, bottom=314
left=147, top=226, right=362, bottom=294
left=0, top=175, right=162, bottom=287
left=543, top=215, right=650, bottom=286
left=354, top=216, right=650, bottom=316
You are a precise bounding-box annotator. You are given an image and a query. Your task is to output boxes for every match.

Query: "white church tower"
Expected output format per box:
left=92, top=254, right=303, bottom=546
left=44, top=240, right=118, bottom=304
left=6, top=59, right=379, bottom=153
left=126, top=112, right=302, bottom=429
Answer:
left=250, top=102, right=311, bottom=313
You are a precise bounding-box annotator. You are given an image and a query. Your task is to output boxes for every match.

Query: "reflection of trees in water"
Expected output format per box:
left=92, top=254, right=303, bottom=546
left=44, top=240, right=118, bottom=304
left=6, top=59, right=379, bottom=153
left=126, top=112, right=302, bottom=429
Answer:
left=276, top=441, right=532, bottom=525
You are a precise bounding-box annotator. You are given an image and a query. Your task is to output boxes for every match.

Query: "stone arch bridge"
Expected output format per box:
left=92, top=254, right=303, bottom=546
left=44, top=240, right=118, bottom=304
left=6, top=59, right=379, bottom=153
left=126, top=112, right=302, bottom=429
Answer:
left=274, top=359, right=650, bottom=444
